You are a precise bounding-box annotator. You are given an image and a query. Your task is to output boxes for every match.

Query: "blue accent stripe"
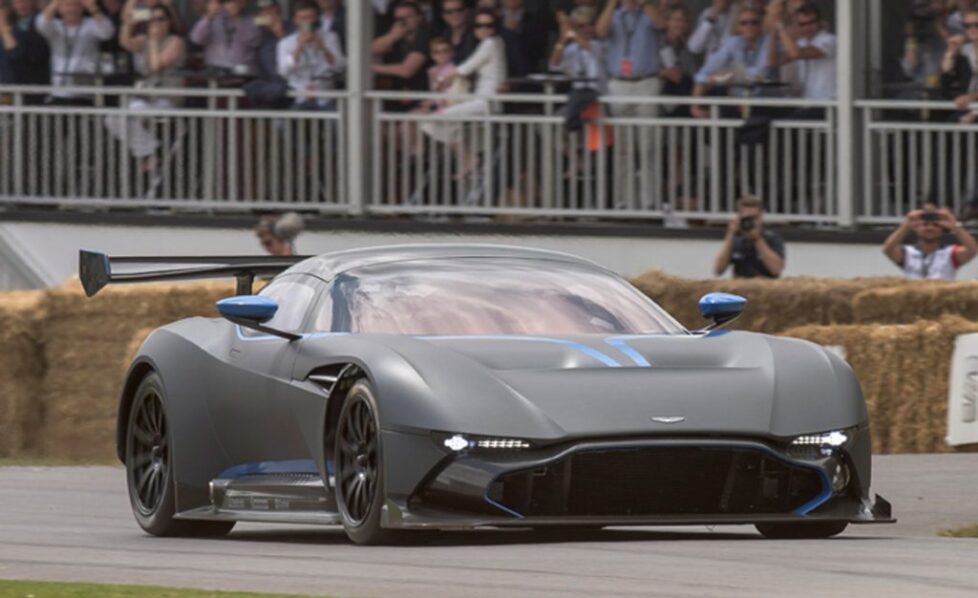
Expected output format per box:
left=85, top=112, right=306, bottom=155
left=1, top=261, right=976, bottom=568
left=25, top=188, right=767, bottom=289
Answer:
left=793, top=468, right=834, bottom=515
left=218, top=459, right=319, bottom=479
left=485, top=495, right=525, bottom=519
left=603, top=337, right=653, bottom=367
left=421, top=336, right=622, bottom=368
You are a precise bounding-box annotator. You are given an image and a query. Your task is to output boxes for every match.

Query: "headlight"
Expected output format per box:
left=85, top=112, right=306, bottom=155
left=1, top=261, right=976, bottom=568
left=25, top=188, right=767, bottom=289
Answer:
left=787, top=427, right=857, bottom=459
left=791, top=430, right=850, bottom=448
left=432, top=432, right=533, bottom=453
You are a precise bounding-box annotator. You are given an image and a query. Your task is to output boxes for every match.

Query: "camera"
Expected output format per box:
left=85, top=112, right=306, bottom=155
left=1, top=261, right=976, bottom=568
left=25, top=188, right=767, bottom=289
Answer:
left=921, top=212, right=940, bottom=223
left=739, top=216, right=756, bottom=234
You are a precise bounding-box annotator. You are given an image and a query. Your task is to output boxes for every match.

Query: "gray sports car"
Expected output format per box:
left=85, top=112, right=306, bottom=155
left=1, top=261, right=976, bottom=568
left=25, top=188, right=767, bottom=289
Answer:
left=80, top=244, right=893, bottom=545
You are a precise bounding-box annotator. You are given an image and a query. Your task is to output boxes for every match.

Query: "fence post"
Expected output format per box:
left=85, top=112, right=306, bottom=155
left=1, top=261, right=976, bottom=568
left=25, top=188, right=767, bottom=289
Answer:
left=13, top=92, right=24, bottom=197
left=345, top=0, right=373, bottom=215
left=836, top=0, right=857, bottom=228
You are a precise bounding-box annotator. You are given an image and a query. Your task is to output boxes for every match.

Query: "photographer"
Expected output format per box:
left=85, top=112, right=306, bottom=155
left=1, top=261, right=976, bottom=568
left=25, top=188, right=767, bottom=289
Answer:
left=882, top=204, right=978, bottom=280
left=714, top=195, right=786, bottom=279
left=276, top=0, right=345, bottom=108
left=189, top=0, right=261, bottom=74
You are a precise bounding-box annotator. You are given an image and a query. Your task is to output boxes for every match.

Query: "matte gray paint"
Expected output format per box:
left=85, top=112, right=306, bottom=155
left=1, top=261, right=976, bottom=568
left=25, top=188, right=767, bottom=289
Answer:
left=114, top=244, right=879, bottom=522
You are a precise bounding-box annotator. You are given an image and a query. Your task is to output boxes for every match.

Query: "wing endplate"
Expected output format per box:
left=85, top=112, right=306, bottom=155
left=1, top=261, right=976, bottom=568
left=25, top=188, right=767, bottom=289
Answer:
left=78, top=250, right=309, bottom=297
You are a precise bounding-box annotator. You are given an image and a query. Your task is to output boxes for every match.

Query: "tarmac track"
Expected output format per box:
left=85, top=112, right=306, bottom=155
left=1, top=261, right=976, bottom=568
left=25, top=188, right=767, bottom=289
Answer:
left=1, top=454, right=977, bottom=598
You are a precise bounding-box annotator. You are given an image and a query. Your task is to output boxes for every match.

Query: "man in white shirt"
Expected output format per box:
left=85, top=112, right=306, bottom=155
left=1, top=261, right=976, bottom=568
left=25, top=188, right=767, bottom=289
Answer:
left=688, top=0, right=734, bottom=60
left=35, top=0, right=114, bottom=102
left=768, top=3, right=836, bottom=103
left=277, top=0, right=346, bottom=109
left=882, top=204, right=978, bottom=281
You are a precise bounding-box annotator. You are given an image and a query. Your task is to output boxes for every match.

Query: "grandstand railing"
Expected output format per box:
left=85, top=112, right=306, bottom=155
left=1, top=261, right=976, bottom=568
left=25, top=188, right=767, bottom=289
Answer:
left=4, top=84, right=978, bottom=227
left=857, top=99, right=978, bottom=226
left=368, top=91, right=837, bottom=224
left=0, top=85, right=349, bottom=211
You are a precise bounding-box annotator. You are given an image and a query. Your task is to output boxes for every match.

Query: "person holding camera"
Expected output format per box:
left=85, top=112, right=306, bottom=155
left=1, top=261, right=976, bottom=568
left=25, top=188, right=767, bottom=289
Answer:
left=276, top=0, right=344, bottom=108
left=35, top=0, right=115, bottom=102
left=189, top=0, right=261, bottom=74
left=882, top=204, right=978, bottom=280
left=714, top=195, right=786, bottom=279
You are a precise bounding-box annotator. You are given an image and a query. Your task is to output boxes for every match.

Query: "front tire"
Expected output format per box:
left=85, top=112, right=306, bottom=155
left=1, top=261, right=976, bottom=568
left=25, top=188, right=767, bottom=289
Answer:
left=334, top=380, right=398, bottom=545
left=126, top=373, right=233, bottom=538
left=755, top=521, right=848, bottom=539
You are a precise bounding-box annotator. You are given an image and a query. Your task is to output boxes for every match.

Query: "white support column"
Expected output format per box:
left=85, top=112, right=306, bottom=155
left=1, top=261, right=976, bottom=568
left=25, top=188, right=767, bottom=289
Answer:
left=836, top=0, right=857, bottom=228
left=345, top=1, right=373, bottom=215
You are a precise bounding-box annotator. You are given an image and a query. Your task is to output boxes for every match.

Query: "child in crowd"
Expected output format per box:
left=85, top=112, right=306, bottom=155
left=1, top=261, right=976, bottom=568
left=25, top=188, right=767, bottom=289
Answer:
left=423, top=36, right=468, bottom=112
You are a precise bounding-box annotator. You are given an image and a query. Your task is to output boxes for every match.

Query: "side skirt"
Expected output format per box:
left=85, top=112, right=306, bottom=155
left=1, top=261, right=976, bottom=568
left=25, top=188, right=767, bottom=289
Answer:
left=174, top=473, right=342, bottom=526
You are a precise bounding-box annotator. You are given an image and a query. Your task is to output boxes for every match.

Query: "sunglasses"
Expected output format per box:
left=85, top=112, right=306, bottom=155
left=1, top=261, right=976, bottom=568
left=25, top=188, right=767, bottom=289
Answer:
left=474, top=22, right=495, bottom=29
left=740, top=19, right=760, bottom=26
left=966, top=22, right=978, bottom=29
left=150, top=16, right=169, bottom=22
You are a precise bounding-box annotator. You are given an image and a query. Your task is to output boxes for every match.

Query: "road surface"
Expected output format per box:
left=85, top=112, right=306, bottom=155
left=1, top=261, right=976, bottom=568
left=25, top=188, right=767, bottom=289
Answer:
left=1, top=454, right=976, bottom=598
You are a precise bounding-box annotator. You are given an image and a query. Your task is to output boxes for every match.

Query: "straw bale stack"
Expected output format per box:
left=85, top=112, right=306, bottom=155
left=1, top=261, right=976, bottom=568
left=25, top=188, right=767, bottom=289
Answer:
left=631, top=270, right=908, bottom=333
left=0, top=291, right=46, bottom=458
left=36, top=280, right=236, bottom=461
left=784, top=315, right=978, bottom=454
left=853, top=281, right=978, bottom=325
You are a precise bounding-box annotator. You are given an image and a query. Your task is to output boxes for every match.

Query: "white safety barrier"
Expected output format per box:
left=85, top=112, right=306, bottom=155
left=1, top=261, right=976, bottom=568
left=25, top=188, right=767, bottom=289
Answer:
left=859, top=100, right=978, bottom=225
left=369, top=91, right=837, bottom=224
left=4, top=85, right=978, bottom=225
left=0, top=85, right=348, bottom=211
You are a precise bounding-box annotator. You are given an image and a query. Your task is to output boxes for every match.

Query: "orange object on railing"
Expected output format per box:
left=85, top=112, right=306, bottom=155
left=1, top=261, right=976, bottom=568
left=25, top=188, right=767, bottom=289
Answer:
left=582, top=102, right=613, bottom=152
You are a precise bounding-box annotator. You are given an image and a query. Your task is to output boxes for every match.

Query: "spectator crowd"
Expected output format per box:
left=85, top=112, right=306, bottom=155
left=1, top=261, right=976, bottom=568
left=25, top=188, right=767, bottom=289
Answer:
left=0, top=0, right=848, bottom=108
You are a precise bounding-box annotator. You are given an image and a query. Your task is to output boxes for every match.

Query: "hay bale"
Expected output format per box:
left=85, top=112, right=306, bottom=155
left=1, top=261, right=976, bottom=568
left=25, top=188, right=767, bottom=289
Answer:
left=0, top=291, right=46, bottom=458
left=784, top=316, right=978, bottom=454
left=37, top=281, right=233, bottom=461
left=853, top=281, right=978, bottom=325
left=631, top=270, right=908, bottom=333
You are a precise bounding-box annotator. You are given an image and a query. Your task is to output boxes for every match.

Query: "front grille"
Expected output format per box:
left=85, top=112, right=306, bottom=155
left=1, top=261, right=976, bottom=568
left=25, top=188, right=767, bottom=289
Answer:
left=488, top=446, right=824, bottom=517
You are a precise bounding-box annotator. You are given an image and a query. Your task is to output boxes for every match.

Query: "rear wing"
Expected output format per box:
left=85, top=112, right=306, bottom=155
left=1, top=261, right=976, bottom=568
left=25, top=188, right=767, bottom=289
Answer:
left=79, top=250, right=309, bottom=297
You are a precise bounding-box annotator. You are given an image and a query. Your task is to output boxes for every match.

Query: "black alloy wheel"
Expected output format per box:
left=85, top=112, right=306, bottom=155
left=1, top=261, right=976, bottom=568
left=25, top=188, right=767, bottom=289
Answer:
left=334, top=380, right=398, bottom=545
left=126, top=373, right=234, bottom=537
left=129, top=386, right=168, bottom=516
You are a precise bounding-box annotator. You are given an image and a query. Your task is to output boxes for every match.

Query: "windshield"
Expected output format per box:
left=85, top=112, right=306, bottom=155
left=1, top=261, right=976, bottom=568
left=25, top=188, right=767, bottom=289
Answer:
left=319, top=258, right=685, bottom=336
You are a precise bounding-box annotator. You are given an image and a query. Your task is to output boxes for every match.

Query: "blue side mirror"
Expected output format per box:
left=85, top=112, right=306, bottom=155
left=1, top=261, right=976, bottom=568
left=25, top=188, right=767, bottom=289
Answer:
left=217, top=295, right=279, bottom=323
left=698, top=292, right=747, bottom=330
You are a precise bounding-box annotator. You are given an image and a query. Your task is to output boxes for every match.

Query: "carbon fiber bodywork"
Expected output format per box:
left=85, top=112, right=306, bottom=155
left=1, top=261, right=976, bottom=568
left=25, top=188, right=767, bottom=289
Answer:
left=110, top=245, right=893, bottom=531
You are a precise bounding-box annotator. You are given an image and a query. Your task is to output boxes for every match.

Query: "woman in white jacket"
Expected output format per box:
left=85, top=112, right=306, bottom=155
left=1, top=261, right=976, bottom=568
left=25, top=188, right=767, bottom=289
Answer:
left=421, top=7, right=506, bottom=178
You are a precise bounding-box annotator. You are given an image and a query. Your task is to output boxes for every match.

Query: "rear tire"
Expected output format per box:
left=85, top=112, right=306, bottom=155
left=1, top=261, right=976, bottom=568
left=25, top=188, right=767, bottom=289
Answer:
left=334, top=380, right=400, bottom=545
left=126, top=373, right=234, bottom=538
left=755, top=521, right=848, bottom=539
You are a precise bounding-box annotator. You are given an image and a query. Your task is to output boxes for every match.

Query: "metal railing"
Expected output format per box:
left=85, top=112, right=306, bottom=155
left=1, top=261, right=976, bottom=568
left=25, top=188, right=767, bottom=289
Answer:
left=858, top=99, right=978, bottom=225
left=0, top=85, right=349, bottom=211
left=368, top=91, right=837, bottom=224
left=5, top=84, right=978, bottom=227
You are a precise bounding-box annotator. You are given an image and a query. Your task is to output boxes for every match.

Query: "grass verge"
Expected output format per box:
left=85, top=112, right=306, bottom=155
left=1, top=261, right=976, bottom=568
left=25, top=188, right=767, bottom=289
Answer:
left=0, top=580, right=332, bottom=598
left=939, top=524, right=978, bottom=538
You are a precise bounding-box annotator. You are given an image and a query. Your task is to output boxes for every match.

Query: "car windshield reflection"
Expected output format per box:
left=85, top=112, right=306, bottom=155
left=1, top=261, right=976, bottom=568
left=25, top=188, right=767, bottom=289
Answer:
left=322, top=259, right=685, bottom=336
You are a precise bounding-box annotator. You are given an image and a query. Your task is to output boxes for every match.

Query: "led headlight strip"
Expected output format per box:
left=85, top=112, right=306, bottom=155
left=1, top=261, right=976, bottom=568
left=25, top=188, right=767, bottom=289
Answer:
left=791, top=430, right=850, bottom=447
left=439, top=434, right=532, bottom=452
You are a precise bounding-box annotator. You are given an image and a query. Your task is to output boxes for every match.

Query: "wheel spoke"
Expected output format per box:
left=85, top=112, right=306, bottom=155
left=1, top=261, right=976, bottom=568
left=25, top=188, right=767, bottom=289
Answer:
left=149, top=469, right=162, bottom=505
left=131, top=453, right=152, bottom=469
left=134, top=428, right=155, bottom=446
left=153, top=402, right=165, bottom=438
